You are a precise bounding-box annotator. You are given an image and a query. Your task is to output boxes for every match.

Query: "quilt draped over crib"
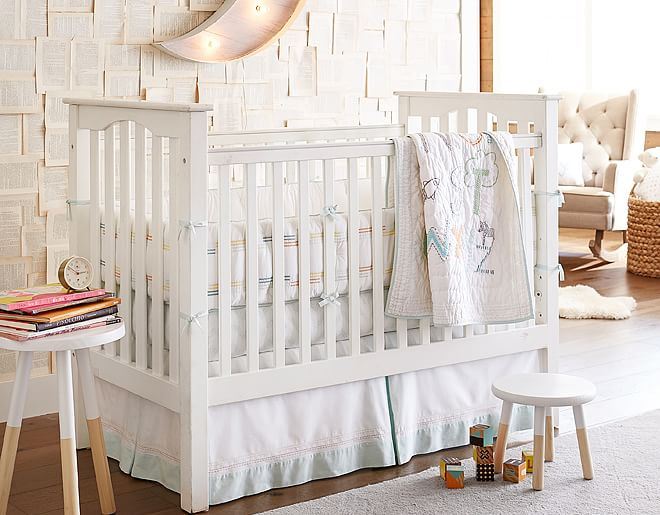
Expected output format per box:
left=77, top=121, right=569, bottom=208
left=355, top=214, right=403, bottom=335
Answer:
left=386, top=132, right=533, bottom=326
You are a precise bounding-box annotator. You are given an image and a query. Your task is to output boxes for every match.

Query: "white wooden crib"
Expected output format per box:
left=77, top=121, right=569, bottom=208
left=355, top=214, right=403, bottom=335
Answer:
left=64, top=91, right=560, bottom=512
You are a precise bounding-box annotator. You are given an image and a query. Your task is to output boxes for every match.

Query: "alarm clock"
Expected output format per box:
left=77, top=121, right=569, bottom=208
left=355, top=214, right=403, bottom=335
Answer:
left=58, top=256, right=94, bottom=291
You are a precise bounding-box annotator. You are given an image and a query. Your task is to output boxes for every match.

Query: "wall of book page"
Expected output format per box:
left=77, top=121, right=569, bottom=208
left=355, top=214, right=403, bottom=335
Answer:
left=0, top=0, right=464, bottom=377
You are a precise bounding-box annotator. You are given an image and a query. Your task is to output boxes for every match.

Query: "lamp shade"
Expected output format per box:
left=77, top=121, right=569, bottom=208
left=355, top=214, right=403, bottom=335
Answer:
left=155, top=0, right=307, bottom=63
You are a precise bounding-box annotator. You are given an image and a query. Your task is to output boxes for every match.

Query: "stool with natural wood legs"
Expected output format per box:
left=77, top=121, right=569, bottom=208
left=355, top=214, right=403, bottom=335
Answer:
left=492, top=372, right=596, bottom=491
left=0, top=324, right=124, bottom=515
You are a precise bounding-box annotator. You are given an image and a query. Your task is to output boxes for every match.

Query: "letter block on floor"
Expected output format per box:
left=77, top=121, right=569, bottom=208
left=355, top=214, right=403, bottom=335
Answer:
left=445, top=465, right=465, bottom=489
left=503, top=458, right=527, bottom=483
left=439, top=457, right=462, bottom=481
left=469, top=424, right=495, bottom=447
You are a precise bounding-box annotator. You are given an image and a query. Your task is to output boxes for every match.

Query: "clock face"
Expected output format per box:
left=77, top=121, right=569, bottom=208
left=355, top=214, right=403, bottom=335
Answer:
left=60, top=256, right=93, bottom=291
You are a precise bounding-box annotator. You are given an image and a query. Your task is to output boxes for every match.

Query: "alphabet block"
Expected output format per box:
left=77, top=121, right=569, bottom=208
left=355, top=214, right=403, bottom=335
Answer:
left=439, top=457, right=462, bottom=480
left=476, top=463, right=495, bottom=481
left=469, top=424, right=495, bottom=447
left=522, top=450, right=534, bottom=473
left=445, top=465, right=464, bottom=489
left=474, top=445, right=494, bottom=465
left=503, top=458, right=527, bottom=483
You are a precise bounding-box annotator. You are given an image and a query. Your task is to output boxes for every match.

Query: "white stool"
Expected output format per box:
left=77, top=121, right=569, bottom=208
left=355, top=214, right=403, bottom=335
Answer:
left=491, top=372, right=597, bottom=491
left=0, top=323, right=124, bottom=515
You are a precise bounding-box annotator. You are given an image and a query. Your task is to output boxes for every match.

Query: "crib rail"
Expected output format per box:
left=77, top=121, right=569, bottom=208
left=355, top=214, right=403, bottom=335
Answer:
left=209, top=124, right=405, bottom=147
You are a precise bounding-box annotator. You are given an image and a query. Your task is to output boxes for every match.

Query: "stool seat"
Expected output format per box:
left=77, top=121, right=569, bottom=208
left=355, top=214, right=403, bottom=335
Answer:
left=492, top=372, right=597, bottom=407
left=0, top=324, right=125, bottom=352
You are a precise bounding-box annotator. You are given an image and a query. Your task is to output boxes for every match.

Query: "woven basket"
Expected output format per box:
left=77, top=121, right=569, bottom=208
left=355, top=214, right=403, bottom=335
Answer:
left=627, top=196, right=660, bottom=278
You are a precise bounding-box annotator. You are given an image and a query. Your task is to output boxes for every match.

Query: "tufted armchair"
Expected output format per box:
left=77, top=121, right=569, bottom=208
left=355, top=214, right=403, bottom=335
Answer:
left=557, top=90, right=645, bottom=260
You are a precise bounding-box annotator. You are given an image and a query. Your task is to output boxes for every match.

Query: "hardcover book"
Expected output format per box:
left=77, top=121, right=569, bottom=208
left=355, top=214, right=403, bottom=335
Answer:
left=0, top=298, right=121, bottom=325
left=0, top=315, right=121, bottom=341
left=0, top=286, right=107, bottom=312
left=0, top=304, right=120, bottom=332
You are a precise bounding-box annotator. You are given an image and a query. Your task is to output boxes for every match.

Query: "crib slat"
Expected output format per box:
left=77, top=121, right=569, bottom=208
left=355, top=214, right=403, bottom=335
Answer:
left=519, top=145, right=535, bottom=328
left=246, top=163, right=259, bottom=372
left=348, top=158, right=360, bottom=356
left=219, top=165, right=232, bottom=377
left=396, top=318, right=407, bottom=349
left=442, top=325, right=452, bottom=342
left=458, top=110, right=469, bottom=132
left=371, top=156, right=385, bottom=353
left=151, top=136, right=165, bottom=377
left=421, top=116, right=431, bottom=132
left=134, top=125, right=148, bottom=371
left=478, top=109, right=488, bottom=132
left=89, top=130, right=101, bottom=289
left=421, top=318, right=431, bottom=345
left=439, top=114, right=449, bottom=133
left=298, top=161, right=311, bottom=364
left=272, top=161, right=286, bottom=369
left=169, top=138, right=180, bottom=383
left=104, top=125, right=116, bottom=357
left=323, top=159, right=336, bottom=360
left=119, top=121, right=132, bottom=364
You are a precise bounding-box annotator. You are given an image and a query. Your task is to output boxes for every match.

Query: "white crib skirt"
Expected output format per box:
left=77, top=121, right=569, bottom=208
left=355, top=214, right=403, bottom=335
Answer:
left=96, top=349, right=541, bottom=505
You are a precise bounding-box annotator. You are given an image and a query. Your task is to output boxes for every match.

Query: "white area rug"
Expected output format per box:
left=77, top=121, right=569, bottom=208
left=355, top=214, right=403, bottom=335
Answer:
left=559, top=284, right=636, bottom=319
left=265, top=410, right=660, bottom=514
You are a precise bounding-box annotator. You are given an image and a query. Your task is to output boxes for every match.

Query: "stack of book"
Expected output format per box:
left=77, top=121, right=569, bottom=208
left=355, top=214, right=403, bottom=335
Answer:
left=0, top=286, right=121, bottom=341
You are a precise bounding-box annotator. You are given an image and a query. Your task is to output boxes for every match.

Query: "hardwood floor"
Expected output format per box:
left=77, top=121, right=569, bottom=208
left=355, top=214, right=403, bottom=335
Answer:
left=2, top=229, right=658, bottom=514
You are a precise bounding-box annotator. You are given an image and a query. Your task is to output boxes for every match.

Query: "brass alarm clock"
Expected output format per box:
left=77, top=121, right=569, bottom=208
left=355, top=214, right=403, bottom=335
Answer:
left=58, top=256, right=94, bottom=291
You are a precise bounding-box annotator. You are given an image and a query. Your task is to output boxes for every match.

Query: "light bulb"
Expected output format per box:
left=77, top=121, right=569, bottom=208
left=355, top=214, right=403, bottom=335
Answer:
left=255, top=1, right=269, bottom=14
left=207, top=38, right=219, bottom=49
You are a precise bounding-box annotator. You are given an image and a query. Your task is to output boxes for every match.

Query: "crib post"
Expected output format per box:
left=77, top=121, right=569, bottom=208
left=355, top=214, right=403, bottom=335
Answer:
left=398, top=94, right=410, bottom=127
left=68, top=104, right=92, bottom=450
left=534, top=96, right=560, bottom=377
left=67, top=104, right=91, bottom=268
left=177, top=109, right=211, bottom=513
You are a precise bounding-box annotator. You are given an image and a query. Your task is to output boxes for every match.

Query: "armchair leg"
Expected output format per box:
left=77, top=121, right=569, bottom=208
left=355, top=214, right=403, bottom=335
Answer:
left=588, top=230, right=604, bottom=259
left=589, top=229, right=628, bottom=263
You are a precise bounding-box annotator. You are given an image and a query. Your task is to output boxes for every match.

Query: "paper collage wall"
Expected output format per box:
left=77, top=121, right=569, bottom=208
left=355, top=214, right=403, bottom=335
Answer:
left=0, top=0, right=463, bottom=375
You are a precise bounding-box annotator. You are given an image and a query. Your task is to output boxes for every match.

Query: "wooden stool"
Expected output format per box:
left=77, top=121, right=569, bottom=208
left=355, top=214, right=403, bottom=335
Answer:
left=491, top=372, right=597, bottom=491
left=0, top=323, right=125, bottom=515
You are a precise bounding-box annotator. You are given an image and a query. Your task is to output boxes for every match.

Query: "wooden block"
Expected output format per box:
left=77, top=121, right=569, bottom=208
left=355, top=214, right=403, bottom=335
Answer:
left=439, top=457, right=462, bottom=481
left=445, top=465, right=464, bottom=489
left=470, top=424, right=495, bottom=447
left=476, top=463, right=495, bottom=482
left=522, top=449, right=534, bottom=473
left=503, top=458, right=527, bottom=483
left=474, top=445, right=494, bottom=465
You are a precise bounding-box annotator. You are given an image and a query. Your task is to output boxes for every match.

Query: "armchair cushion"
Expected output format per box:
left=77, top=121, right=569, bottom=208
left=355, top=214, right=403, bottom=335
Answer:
left=558, top=187, right=613, bottom=231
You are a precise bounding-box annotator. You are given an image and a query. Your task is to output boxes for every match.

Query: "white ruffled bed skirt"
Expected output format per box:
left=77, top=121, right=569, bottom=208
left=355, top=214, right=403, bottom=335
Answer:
left=96, top=349, right=540, bottom=505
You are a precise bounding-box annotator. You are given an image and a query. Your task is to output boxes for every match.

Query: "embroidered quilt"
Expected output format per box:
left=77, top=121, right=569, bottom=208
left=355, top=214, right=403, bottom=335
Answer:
left=386, top=132, right=533, bottom=326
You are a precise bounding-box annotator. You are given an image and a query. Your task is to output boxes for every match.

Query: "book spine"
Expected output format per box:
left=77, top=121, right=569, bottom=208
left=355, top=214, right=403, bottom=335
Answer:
left=34, top=306, right=119, bottom=332
left=5, top=290, right=104, bottom=311
left=6, top=318, right=122, bottom=341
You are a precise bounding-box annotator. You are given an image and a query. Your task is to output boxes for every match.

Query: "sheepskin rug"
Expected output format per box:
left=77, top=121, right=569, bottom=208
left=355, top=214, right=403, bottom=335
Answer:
left=559, top=284, right=636, bottom=319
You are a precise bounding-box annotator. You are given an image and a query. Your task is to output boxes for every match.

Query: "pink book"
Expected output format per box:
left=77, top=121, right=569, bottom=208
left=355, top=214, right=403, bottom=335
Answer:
left=0, top=286, right=107, bottom=312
